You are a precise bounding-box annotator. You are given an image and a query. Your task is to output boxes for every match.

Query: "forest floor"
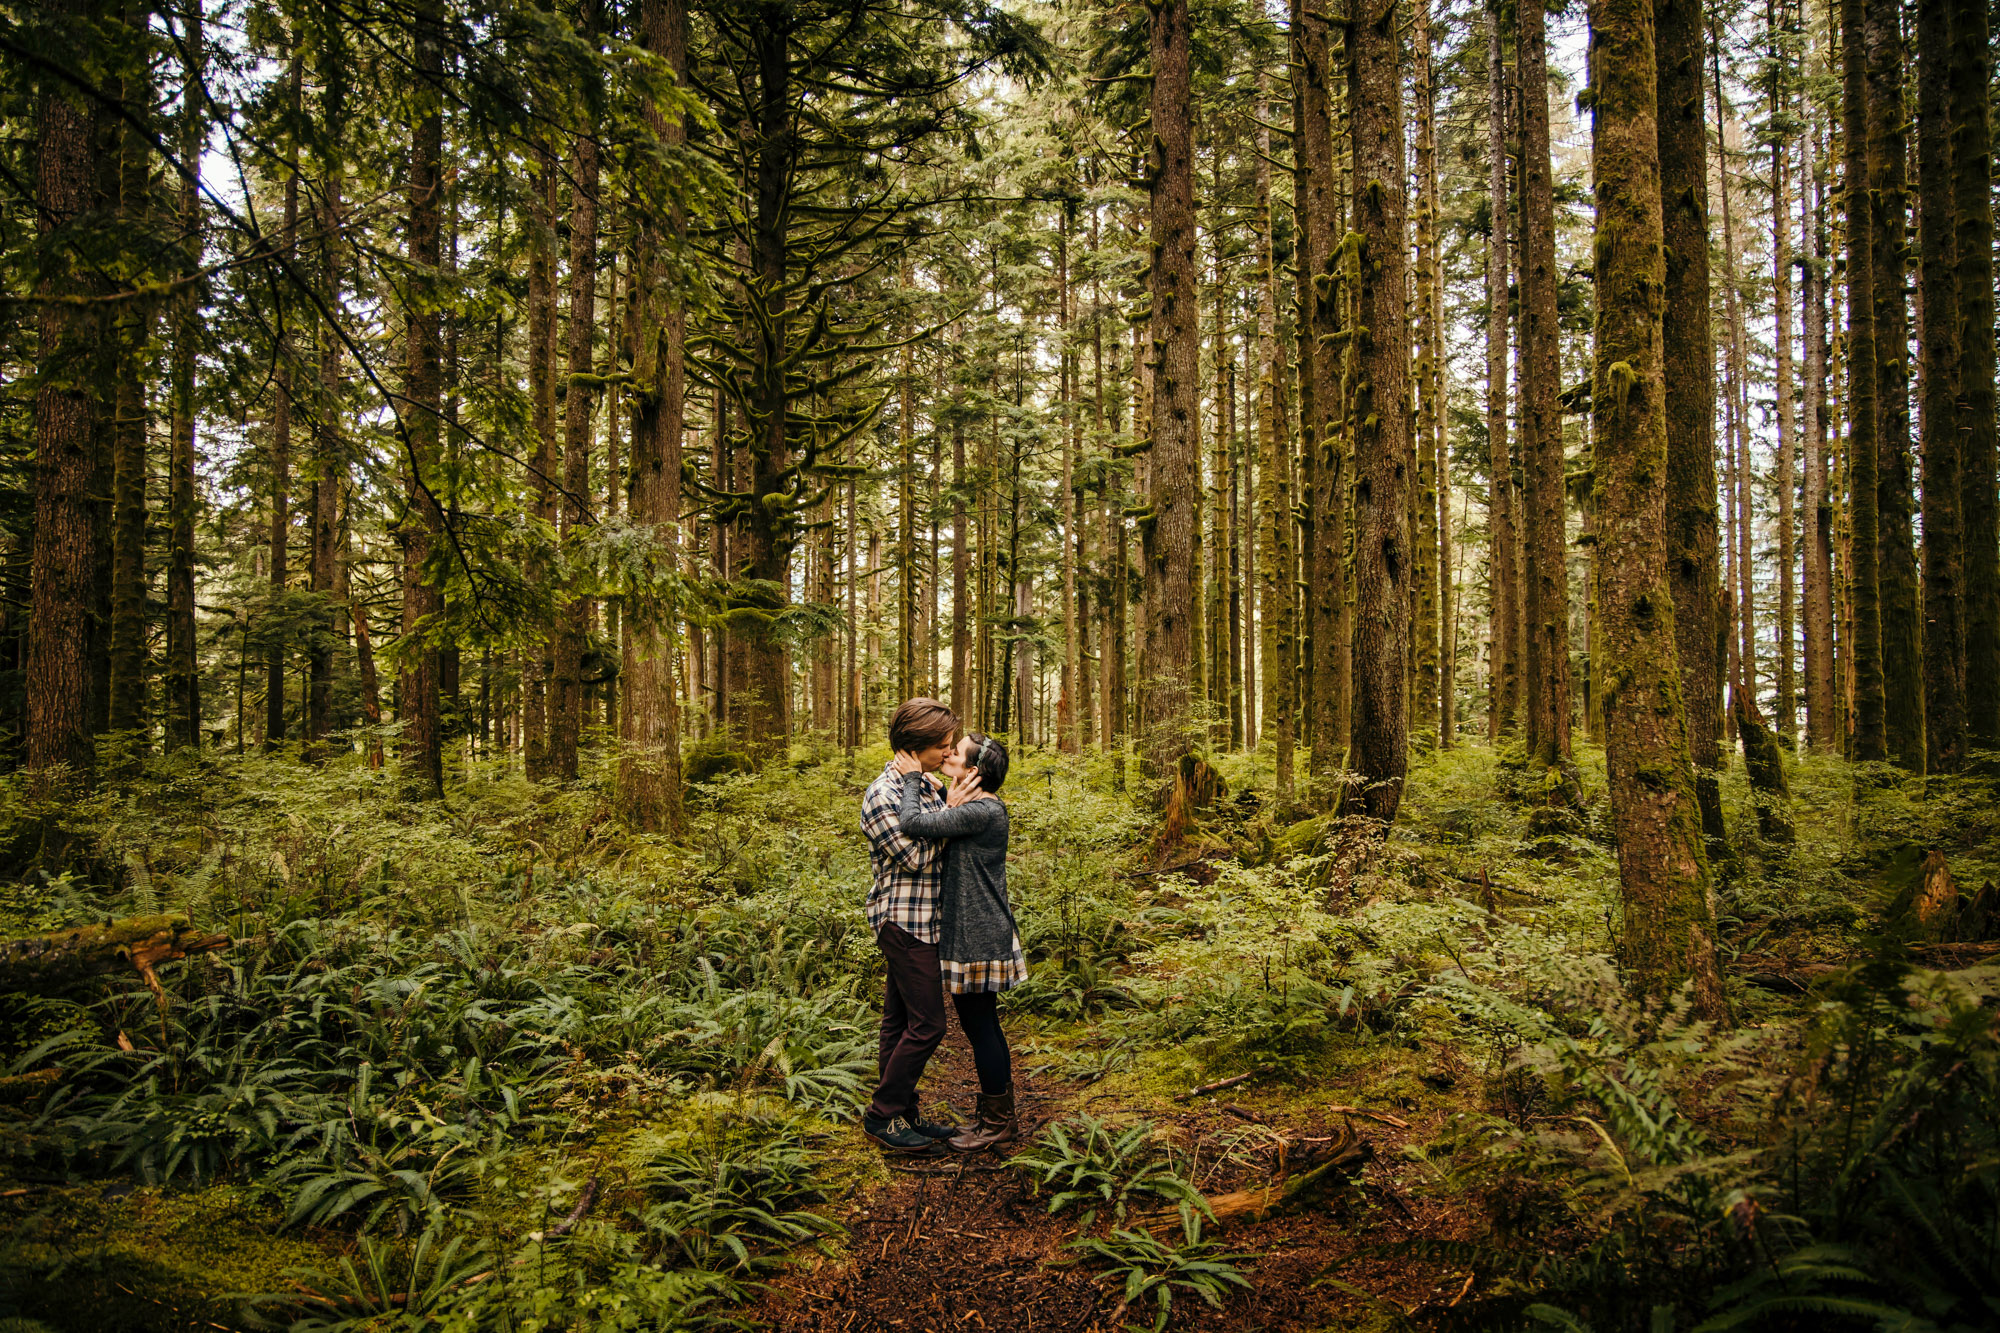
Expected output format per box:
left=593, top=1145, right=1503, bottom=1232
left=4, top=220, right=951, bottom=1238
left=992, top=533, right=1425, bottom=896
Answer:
left=750, top=1006, right=1487, bottom=1333
left=2, top=740, right=1997, bottom=1332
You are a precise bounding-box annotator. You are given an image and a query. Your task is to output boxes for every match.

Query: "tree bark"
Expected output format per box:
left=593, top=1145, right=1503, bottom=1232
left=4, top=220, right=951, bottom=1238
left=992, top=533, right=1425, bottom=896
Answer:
left=1517, top=0, right=1571, bottom=780
left=164, top=2, right=203, bottom=752
left=1254, top=77, right=1295, bottom=803
left=551, top=30, right=601, bottom=783
left=1140, top=0, right=1199, bottom=793
left=525, top=140, right=559, bottom=778
left=1485, top=14, right=1519, bottom=745
left=1917, top=0, right=1965, bottom=772
left=1801, top=119, right=1837, bottom=752
left=108, top=8, right=156, bottom=744
left=1588, top=0, right=1726, bottom=1020
left=1411, top=0, right=1442, bottom=749
left=1867, top=0, right=1923, bottom=771
left=1297, top=1, right=1345, bottom=798
left=1950, top=0, right=1996, bottom=746
left=262, top=55, right=302, bottom=750
left=898, top=287, right=918, bottom=705
left=399, top=0, right=445, bottom=799
left=1841, top=0, right=1887, bottom=760
left=1709, top=38, right=1756, bottom=740
left=308, top=28, right=346, bottom=750
left=1347, top=0, right=1412, bottom=826
left=725, top=12, right=798, bottom=748
left=1769, top=5, right=1798, bottom=746
left=1656, top=0, right=1726, bottom=841
left=1061, top=213, right=1081, bottom=751
left=1208, top=194, right=1229, bottom=745
left=619, top=0, right=688, bottom=834
left=27, top=0, right=107, bottom=795
left=1238, top=318, right=1256, bottom=751
left=952, top=409, right=970, bottom=722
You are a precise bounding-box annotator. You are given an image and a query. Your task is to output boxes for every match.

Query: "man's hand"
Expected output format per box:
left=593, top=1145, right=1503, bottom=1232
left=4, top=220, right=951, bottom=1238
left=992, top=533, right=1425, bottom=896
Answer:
left=946, top=772, right=987, bottom=807
left=892, top=750, right=925, bottom=776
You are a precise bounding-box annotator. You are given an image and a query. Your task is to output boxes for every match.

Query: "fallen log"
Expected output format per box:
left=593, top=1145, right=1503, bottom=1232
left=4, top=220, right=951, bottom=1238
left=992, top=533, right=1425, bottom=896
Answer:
left=0, top=1069, right=61, bottom=1106
left=0, top=913, right=231, bottom=993
left=1327, top=1104, right=1411, bottom=1130
left=1175, top=1066, right=1273, bottom=1102
left=1198, top=1123, right=1373, bottom=1226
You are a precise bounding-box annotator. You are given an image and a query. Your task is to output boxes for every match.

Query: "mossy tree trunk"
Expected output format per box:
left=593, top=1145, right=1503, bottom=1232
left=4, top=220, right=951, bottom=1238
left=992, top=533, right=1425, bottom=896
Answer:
left=1141, top=0, right=1200, bottom=791
left=307, top=22, right=346, bottom=751
left=1297, top=0, right=1345, bottom=800
left=26, top=0, right=108, bottom=795
left=1866, top=0, right=1923, bottom=772
left=1484, top=13, right=1520, bottom=746
left=1801, top=119, right=1837, bottom=753
left=1951, top=0, right=1997, bottom=746
left=897, top=290, right=918, bottom=706
left=1254, top=77, right=1295, bottom=803
left=524, top=141, right=559, bottom=780
left=551, top=14, right=601, bottom=783
left=398, top=0, right=445, bottom=800
left=1655, top=0, right=1726, bottom=848
left=1840, top=0, right=1887, bottom=761
left=108, top=7, right=155, bottom=746
left=1347, top=0, right=1412, bottom=825
left=1917, top=0, right=1966, bottom=773
left=1587, top=0, right=1727, bottom=1020
left=265, top=55, right=301, bottom=750
left=1517, top=0, right=1572, bottom=785
left=1768, top=0, right=1798, bottom=746
left=164, top=5, right=203, bottom=752
left=619, top=0, right=689, bottom=836
left=1411, top=0, right=1443, bottom=750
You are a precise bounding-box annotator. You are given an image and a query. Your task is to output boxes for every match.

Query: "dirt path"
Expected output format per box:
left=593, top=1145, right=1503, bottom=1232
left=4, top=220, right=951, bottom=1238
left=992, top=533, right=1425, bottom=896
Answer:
left=754, top=1016, right=1481, bottom=1331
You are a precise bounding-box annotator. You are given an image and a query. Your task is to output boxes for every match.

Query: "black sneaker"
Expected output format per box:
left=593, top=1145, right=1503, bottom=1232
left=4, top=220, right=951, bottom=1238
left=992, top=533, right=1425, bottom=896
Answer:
left=906, top=1111, right=962, bottom=1141
left=862, top=1112, right=946, bottom=1155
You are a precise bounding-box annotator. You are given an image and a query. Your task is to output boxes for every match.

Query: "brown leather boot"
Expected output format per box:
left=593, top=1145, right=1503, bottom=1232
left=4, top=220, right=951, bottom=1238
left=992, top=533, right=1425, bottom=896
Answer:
left=948, top=1087, right=1018, bottom=1152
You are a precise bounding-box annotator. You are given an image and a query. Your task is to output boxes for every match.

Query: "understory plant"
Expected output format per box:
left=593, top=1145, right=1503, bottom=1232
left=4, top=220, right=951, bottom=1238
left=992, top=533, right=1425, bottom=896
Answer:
left=1010, top=1115, right=1209, bottom=1230
left=1427, top=947, right=2000, bottom=1332
left=1063, top=1211, right=1256, bottom=1333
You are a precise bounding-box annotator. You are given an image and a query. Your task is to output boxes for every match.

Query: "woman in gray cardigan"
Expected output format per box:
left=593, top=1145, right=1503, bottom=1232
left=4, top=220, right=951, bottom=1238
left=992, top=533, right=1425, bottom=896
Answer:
left=891, top=733, right=1022, bottom=1150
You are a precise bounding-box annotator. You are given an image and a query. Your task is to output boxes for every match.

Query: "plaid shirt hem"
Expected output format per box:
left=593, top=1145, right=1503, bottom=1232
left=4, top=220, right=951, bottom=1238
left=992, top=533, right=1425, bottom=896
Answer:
left=941, top=932, right=1028, bottom=994
left=861, top=763, right=945, bottom=943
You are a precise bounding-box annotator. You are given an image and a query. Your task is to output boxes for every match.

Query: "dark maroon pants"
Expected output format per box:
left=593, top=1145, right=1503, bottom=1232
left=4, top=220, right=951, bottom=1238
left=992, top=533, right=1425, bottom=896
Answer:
left=869, top=922, right=946, bottom=1120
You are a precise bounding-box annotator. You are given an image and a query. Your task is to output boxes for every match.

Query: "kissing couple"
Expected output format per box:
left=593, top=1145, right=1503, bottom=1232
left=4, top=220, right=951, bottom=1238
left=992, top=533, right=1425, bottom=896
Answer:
left=857, top=697, right=1025, bottom=1156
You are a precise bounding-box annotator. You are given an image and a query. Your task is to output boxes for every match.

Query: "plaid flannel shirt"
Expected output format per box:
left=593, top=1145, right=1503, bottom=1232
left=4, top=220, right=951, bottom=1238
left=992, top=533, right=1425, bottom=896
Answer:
left=861, top=762, right=946, bottom=943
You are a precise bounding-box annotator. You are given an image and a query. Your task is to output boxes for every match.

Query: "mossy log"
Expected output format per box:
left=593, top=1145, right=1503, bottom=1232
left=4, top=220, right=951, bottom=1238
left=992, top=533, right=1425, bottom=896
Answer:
left=0, top=913, right=230, bottom=992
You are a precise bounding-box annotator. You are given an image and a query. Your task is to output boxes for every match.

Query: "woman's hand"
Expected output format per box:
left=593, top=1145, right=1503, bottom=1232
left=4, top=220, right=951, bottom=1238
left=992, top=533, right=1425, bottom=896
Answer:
left=892, top=750, right=924, bottom=776
left=946, top=772, right=988, bottom=807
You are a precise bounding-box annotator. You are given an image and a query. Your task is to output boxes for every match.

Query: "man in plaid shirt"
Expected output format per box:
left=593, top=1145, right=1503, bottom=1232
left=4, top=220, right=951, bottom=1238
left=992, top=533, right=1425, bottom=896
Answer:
left=859, top=697, right=962, bottom=1154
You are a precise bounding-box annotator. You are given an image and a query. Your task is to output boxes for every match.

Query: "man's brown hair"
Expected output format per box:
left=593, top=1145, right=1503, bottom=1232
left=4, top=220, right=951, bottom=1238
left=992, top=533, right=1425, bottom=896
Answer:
left=888, top=697, right=958, bottom=753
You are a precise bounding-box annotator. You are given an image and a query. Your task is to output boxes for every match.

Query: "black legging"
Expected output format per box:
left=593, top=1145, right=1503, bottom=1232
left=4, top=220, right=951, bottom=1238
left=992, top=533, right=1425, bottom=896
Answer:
left=951, top=991, right=1012, bottom=1095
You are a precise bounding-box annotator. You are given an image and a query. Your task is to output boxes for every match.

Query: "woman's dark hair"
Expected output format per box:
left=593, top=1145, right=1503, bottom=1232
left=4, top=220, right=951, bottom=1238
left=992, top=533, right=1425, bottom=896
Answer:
left=964, top=733, right=1010, bottom=793
left=889, top=697, right=959, bottom=752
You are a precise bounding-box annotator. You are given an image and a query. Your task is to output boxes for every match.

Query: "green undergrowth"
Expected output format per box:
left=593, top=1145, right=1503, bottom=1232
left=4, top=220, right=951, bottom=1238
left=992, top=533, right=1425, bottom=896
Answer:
left=2, top=738, right=1996, bottom=1330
